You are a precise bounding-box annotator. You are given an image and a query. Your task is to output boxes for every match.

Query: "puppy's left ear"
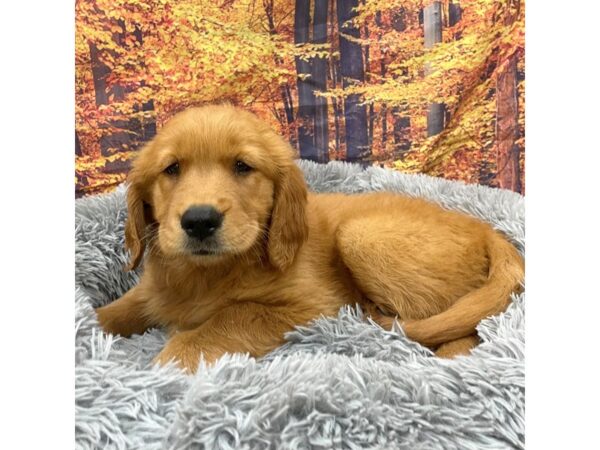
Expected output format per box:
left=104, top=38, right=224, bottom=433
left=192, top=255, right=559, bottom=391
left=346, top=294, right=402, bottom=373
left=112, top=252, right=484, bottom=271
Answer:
left=268, top=161, right=309, bottom=271
left=124, top=170, right=150, bottom=271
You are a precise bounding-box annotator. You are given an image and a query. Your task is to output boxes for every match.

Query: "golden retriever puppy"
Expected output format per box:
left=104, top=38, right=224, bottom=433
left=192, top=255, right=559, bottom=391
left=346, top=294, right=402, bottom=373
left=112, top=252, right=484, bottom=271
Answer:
left=96, top=105, right=524, bottom=373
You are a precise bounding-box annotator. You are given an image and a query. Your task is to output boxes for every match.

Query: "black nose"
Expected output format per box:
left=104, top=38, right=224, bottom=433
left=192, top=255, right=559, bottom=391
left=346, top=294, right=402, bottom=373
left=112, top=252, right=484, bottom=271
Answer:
left=180, top=205, right=223, bottom=240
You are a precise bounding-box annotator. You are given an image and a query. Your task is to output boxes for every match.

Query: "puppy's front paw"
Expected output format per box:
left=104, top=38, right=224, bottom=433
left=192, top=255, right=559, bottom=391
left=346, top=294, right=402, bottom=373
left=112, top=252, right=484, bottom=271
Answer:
left=153, top=333, right=224, bottom=374
left=95, top=304, right=128, bottom=336
left=153, top=342, right=200, bottom=373
left=95, top=297, right=152, bottom=337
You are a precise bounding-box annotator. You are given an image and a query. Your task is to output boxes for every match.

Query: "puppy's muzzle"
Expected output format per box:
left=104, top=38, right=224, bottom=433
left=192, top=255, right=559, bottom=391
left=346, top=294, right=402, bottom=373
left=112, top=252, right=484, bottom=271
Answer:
left=181, top=205, right=223, bottom=241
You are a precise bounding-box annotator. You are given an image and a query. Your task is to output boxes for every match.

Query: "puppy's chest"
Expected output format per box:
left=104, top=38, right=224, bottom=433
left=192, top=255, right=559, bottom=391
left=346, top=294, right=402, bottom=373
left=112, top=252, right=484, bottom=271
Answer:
left=151, top=273, right=281, bottom=331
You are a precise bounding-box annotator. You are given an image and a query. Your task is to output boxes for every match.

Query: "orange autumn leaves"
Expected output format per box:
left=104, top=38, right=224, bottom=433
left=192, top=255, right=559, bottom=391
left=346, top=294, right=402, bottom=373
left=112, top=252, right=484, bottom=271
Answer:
left=75, top=0, right=524, bottom=197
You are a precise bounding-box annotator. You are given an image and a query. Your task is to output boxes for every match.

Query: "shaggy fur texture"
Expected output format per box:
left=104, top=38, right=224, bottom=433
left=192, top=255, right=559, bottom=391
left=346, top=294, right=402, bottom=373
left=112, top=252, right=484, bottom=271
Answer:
left=76, top=161, right=524, bottom=449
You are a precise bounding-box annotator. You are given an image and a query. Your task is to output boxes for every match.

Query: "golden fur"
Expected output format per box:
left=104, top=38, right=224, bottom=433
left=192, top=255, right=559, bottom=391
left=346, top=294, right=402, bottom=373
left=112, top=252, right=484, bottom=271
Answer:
left=96, top=105, right=524, bottom=373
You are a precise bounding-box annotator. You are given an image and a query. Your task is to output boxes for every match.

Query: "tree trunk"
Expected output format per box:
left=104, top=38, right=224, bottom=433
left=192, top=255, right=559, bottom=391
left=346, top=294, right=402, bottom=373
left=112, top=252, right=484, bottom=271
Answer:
left=365, top=42, right=375, bottom=149
left=375, top=11, right=388, bottom=147
left=380, top=105, right=388, bottom=147
left=390, top=8, right=411, bottom=157
left=329, top=0, right=341, bottom=154
left=365, top=32, right=374, bottom=150
left=449, top=1, right=462, bottom=28
left=392, top=7, right=407, bottom=32
left=294, top=0, right=317, bottom=160
left=312, top=0, right=329, bottom=162
left=495, top=53, right=521, bottom=192
left=133, top=26, right=157, bottom=142
left=362, top=0, right=374, bottom=152
left=392, top=112, right=411, bottom=155
left=479, top=86, right=495, bottom=186
left=337, top=0, right=369, bottom=163
left=495, top=1, right=522, bottom=193
left=281, top=85, right=296, bottom=129
left=89, top=41, right=131, bottom=157
left=330, top=57, right=342, bottom=153
left=75, top=131, right=82, bottom=157
left=424, top=2, right=446, bottom=137
left=141, top=100, right=157, bottom=141
left=89, top=21, right=156, bottom=156
left=264, top=0, right=296, bottom=142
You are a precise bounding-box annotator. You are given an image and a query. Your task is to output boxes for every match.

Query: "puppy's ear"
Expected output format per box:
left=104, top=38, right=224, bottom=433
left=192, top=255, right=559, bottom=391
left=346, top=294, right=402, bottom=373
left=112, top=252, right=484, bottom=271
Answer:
left=124, top=171, right=149, bottom=271
left=268, top=161, right=309, bottom=271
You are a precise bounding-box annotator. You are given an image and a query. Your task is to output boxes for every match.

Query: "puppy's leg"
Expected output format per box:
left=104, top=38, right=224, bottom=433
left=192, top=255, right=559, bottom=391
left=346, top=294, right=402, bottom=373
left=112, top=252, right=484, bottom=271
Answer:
left=435, top=335, right=480, bottom=358
left=336, top=214, right=488, bottom=348
left=337, top=215, right=486, bottom=321
left=95, top=286, right=155, bottom=337
left=153, top=302, right=298, bottom=373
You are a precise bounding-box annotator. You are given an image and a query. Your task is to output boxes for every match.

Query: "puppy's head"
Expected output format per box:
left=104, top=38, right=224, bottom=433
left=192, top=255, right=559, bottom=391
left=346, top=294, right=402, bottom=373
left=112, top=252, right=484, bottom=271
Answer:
left=125, top=105, right=308, bottom=271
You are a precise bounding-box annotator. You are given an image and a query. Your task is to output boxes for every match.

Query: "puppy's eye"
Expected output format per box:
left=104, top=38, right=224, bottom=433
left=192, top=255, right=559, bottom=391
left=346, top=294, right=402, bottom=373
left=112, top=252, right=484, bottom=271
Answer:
left=234, top=160, right=253, bottom=175
left=164, top=162, right=179, bottom=176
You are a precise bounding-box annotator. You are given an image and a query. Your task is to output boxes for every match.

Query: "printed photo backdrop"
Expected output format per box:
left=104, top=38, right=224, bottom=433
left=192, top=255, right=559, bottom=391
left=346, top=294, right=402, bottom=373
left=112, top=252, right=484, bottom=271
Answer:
left=75, top=0, right=524, bottom=197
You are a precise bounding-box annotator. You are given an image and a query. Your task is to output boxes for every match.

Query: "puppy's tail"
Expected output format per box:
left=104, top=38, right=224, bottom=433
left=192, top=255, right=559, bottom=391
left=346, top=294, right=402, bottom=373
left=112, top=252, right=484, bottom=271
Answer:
left=402, top=230, right=524, bottom=347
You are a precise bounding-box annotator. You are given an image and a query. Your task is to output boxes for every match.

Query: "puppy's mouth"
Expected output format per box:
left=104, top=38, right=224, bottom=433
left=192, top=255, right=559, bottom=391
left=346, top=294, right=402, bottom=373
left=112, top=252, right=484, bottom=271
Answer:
left=190, top=248, right=220, bottom=256
left=186, top=241, right=224, bottom=256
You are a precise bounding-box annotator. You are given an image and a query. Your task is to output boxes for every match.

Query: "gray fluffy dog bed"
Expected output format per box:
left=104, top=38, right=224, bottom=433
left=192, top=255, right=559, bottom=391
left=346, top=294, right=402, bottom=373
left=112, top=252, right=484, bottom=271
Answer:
left=75, top=160, right=525, bottom=450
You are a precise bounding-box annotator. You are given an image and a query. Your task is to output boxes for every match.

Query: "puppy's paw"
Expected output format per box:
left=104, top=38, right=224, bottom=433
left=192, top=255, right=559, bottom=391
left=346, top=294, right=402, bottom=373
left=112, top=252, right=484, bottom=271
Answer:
left=153, top=333, right=224, bottom=374
left=153, top=344, right=200, bottom=374
left=95, top=298, right=152, bottom=337
left=95, top=304, right=128, bottom=336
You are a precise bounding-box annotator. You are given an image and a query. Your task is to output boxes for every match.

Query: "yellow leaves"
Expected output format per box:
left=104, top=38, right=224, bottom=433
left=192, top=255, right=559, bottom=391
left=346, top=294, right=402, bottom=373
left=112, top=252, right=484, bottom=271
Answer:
left=355, top=0, right=423, bottom=22
left=392, top=158, right=423, bottom=173
left=76, top=0, right=300, bottom=130
left=109, top=24, right=124, bottom=34
left=75, top=0, right=525, bottom=195
left=294, top=43, right=331, bottom=61
left=76, top=151, right=136, bottom=172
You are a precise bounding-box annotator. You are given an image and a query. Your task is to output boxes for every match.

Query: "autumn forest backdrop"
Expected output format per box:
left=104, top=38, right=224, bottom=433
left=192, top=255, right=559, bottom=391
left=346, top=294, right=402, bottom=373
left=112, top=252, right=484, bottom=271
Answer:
left=75, top=0, right=524, bottom=197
